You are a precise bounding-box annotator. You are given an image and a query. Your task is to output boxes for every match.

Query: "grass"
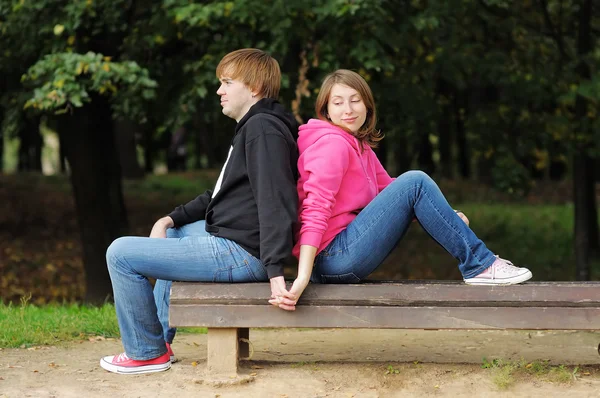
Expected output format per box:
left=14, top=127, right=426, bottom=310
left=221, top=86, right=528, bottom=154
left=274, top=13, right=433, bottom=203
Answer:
left=481, top=358, right=580, bottom=389
left=0, top=298, right=206, bottom=349
left=0, top=298, right=120, bottom=348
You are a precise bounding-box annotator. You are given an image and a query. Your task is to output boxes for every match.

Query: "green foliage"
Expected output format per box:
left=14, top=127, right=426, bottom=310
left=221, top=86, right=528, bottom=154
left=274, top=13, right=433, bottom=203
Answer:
left=1, top=0, right=599, bottom=189
left=22, top=52, right=157, bottom=121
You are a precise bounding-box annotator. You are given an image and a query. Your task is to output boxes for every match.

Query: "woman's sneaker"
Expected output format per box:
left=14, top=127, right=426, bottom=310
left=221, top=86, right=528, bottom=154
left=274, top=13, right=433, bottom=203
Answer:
left=464, top=256, right=532, bottom=285
left=100, top=352, right=171, bottom=375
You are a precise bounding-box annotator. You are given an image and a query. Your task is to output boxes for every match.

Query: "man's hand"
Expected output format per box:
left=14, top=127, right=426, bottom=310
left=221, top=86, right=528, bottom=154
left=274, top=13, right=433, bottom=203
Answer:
left=269, top=276, right=309, bottom=311
left=149, top=216, right=174, bottom=238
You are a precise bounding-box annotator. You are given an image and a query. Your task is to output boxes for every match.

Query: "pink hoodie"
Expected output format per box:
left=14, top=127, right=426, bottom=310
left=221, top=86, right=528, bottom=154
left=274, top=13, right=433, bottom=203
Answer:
left=293, top=119, right=394, bottom=257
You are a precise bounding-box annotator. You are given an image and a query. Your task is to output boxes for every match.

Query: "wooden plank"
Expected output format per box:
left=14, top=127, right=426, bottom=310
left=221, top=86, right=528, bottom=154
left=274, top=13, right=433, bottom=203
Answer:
left=170, top=282, right=600, bottom=307
left=170, top=304, right=600, bottom=330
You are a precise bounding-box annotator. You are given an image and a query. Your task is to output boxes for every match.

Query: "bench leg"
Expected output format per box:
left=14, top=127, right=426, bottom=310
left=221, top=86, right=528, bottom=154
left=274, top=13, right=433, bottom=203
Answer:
left=239, top=328, right=249, bottom=359
left=207, top=328, right=239, bottom=376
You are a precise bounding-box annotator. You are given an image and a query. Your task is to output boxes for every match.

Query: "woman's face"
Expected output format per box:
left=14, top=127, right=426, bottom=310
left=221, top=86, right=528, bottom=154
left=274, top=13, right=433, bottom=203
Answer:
left=326, top=83, right=367, bottom=134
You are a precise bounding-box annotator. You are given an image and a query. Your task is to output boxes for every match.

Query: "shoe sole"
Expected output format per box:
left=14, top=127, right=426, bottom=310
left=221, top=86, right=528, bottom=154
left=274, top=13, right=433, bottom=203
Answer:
left=170, top=355, right=177, bottom=363
left=100, top=358, right=171, bottom=375
left=464, top=270, right=532, bottom=286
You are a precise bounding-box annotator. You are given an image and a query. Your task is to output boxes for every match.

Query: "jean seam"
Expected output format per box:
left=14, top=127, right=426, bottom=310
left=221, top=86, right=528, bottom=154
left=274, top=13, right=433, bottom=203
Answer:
left=419, top=184, right=493, bottom=273
left=342, top=184, right=417, bottom=253
left=338, top=178, right=492, bottom=277
left=242, top=259, right=260, bottom=282
left=320, top=272, right=361, bottom=284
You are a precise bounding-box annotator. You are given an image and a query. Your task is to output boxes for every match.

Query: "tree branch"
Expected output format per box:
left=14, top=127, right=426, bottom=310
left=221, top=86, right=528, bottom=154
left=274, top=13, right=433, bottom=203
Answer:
left=538, top=0, right=569, bottom=63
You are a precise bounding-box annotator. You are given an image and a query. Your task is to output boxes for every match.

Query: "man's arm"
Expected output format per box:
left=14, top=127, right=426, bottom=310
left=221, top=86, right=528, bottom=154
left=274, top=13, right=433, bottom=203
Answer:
left=245, top=121, right=298, bottom=280
left=167, top=190, right=213, bottom=227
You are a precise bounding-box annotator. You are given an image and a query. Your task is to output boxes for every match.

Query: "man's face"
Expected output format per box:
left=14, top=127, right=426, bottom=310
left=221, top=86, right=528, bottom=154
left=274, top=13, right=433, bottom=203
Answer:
left=216, top=76, right=257, bottom=122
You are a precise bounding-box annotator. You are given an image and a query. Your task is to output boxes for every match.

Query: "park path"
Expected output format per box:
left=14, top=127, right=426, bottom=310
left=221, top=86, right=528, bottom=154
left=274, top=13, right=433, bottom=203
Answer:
left=2, top=329, right=600, bottom=397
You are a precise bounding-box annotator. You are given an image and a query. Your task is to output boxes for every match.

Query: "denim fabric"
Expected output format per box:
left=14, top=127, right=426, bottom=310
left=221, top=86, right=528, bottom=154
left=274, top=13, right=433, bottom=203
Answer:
left=311, top=171, right=496, bottom=283
left=106, top=220, right=268, bottom=360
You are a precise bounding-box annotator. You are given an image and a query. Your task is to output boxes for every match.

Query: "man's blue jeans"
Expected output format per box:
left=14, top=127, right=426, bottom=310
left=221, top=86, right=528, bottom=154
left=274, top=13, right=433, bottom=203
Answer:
left=311, top=171, right=497, bottom=283
left=105, top=221, right=268, bottom=360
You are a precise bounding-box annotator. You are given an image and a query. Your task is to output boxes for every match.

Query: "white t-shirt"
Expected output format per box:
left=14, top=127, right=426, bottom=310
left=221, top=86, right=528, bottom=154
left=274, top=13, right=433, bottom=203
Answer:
left=212, top=146, right=233, bottom=197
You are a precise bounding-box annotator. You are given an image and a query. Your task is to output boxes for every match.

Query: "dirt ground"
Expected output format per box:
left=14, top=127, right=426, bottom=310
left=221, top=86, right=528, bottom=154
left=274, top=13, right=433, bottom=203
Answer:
left=2, top=329, right=600, bottom=398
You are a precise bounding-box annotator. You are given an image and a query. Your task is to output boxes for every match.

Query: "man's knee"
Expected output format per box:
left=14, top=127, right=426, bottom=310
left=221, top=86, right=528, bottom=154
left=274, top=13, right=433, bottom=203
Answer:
left=106, top=237, right=130, bottom=269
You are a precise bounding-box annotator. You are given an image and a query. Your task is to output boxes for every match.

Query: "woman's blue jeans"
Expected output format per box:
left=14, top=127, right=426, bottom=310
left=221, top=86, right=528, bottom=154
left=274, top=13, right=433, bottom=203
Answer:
left=105, top=221, right=268, bottom=360
left=311, top=170, right=497, bottom=283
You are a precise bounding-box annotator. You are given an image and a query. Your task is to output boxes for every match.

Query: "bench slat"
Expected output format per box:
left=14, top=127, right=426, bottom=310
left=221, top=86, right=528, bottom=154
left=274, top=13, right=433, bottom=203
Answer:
left=170, top=282, right=600, bottom=307
left=170, top=305, right=600, bottom=330
left=169, top=304, right=600, bottom=330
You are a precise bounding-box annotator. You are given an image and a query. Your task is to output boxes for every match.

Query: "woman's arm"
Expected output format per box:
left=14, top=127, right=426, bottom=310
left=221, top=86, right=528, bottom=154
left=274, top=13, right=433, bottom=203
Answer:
left=270, top=135, right=352, bottom=311
left=269, top=244, right=317, bottom=311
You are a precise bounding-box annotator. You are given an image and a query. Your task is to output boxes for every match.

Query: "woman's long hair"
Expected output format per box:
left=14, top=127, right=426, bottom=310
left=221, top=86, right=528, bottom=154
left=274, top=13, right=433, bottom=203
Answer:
left=314, top=69, right=382, bottom=148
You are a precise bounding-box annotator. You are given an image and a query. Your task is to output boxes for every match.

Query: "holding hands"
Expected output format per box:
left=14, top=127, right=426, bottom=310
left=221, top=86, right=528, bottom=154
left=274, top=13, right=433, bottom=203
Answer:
left=268, top=245, right=317, bottom=311
left=268, top=276, right=309, bottom=311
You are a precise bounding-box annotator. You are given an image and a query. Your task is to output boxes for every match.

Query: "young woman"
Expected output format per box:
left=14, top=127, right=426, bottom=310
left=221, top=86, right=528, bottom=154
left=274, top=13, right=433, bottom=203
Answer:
left=270, top=69, right=532, bottom=311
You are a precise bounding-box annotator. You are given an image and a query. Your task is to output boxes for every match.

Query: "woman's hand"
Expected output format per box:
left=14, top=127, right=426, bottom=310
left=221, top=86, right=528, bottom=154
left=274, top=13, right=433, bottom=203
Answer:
left=455, top=210, right=469, bottom=226
left=268, top=277, right=309, bottom=311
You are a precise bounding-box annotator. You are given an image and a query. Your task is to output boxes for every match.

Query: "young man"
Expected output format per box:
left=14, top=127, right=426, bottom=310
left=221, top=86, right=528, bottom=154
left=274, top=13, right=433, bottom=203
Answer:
left=100, top=49, right=299, bottom=375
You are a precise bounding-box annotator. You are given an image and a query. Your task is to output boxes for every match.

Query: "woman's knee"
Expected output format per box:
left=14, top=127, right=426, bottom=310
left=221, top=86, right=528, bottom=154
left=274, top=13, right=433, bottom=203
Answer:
left=397, top=170, right=433, bottom=184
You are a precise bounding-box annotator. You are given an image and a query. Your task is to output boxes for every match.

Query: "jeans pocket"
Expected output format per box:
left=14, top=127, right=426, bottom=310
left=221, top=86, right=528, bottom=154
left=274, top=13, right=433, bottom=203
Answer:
left=320, top=272, right=361, bottom=284
left=212, top=268, right=233, bottom=282
left=245, top=260, right=268, bottom=282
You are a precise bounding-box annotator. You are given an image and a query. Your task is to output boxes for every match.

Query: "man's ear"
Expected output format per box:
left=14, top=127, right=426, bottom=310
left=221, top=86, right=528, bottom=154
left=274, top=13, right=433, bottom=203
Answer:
left=250, top=86, right=261, bottom=98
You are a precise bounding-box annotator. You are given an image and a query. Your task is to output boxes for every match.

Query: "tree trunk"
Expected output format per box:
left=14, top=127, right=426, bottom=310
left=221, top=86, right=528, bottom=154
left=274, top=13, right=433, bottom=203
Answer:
left=0, top=107, right=4, bottom=173
left=573, top=0, right=596, bottom=280
left=193, top=109, right=207, bottom=169
left=573, top=154, right=593, bottom=280
left=58, top=95, right=129, bottom=303
left=454, top=90, right=470, bottom=178
left=18, top=115, right=42, bottom=172
left=394, top=132, right=412, bottom=175
left=437, top=79, right=453, bottom=179
left=585, top=157, right=599, bottom=254
left=374, top=128, right=388, bottom=171
left=114, top=119, right=144, bottom=179
left=417, top=122, right=435, bottom=175
left=58, top=128, right=67, bottom=173
left=204, top=124, right=219, bottom=169
left=142, top=127, right=155, bottom=173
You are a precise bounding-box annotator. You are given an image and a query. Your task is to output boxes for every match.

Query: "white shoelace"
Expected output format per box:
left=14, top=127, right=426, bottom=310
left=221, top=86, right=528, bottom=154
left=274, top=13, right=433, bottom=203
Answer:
left=115, top=352, right=130, bottom=363
left=493, top=256, right=519, bottom=272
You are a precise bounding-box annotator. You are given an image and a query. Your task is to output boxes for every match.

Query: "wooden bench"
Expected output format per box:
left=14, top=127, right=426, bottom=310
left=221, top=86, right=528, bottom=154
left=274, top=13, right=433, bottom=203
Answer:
left=169, top=281, right=600, bottom=378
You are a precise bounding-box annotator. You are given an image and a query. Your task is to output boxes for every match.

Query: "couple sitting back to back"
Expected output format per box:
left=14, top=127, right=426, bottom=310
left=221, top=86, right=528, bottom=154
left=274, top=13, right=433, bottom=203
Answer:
left=101, top=48, right=532, bottom=375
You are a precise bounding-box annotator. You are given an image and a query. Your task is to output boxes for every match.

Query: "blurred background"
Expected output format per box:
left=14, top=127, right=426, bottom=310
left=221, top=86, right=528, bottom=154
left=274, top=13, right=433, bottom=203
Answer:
left=1, top=0, right=599, bottom=305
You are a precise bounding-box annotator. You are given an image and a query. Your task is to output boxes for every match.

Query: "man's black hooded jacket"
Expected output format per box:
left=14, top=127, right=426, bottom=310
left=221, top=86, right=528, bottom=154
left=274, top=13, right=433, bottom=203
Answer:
left=168, top=98, right=299, bottom=278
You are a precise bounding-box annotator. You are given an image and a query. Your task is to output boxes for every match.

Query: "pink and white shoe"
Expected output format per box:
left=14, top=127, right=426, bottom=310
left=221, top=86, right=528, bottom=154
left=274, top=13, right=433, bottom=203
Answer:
left=464, top=256, right=532, bottom=285
left=100, top=351, right=171, bottom=375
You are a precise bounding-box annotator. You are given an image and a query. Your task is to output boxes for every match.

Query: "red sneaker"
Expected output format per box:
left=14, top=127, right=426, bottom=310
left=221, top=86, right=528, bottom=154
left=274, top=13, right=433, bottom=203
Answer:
left=100, top=351, right=171, bottom=374
left=166, top=342, right=177, bottom=363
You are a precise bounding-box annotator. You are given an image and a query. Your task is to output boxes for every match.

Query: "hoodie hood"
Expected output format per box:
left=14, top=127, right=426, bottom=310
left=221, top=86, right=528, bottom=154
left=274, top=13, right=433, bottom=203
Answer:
left=236, top=98, right=299, bottom=140
left=298, top=118, right=363, bottom=153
